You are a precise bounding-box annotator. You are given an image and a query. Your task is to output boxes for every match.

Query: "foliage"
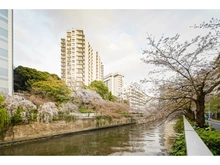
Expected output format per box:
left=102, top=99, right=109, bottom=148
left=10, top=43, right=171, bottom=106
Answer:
left=59, top=102, right=79, bottom=114
left=57, top=102, right=79, bottom=122
left=14, top=65, right=60, bottom=92
left=37, top=102, right=59, bottom=123
left=171, top=116, right=220, bottom=156
left=95, top=115, right=112, bottom=127
left=205, top=95, right=220, bottom=113
left=31, top=79, right=71, bottom=103
left=75, top=88, right=104, bottom=104
left=195, top=127, right=220, bottom=155
left=63, top=115, right=76, bottom=123
left=171, top=117, right=186, bottom=155
left=14, top=65, right=70, bottom=103
left=173, top=117, right=184, bottom=133
left=171, top=134, right=186, bottom=156
left=79, top=108, right=93, bottom=113
left=87, top=80, right=116, bottom=101
left=10, top=107, right=23, bottom=125
left=0, top=94, right=10, bottom=141
left=4, top=95, right=37, bottom=123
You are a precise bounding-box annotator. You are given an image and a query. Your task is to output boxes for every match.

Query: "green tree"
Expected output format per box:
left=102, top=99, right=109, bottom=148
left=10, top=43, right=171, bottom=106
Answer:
left=205, top=95, right=220, bottom=113
left=14, top=65, right=60, bottom=92
left=87, top=80, right=115, bottom=101
left=31, top=79, right=71, bottom=103
left=0, top=94, right=10, bottom=141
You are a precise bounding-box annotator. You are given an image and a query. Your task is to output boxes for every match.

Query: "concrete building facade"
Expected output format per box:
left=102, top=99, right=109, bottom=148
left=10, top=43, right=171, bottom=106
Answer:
left=61, top=29, right=104, bottom=90
left=0, top=9, right=13, bottom=95
left=103, top=72, right=125, bottom=99
left=126, top=85, right=147, bottom=112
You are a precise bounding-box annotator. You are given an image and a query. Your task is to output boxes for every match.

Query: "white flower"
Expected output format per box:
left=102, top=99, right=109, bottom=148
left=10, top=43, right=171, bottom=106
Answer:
left=37, top=102, right=59, bottom=123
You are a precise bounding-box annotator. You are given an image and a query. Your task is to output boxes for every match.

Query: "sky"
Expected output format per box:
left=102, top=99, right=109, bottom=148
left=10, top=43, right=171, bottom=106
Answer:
left=3, top=0, right=220, bottom=162
left=4, top=1, right=220, bottom=88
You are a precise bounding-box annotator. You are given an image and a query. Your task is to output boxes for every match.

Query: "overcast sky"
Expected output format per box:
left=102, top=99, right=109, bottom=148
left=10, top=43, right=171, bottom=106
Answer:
left=11, top=3, right=220, bottom=87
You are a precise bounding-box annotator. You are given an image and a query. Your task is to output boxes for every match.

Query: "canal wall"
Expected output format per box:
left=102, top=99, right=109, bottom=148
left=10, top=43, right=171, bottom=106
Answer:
left=1, top=117, right=135, bottom=146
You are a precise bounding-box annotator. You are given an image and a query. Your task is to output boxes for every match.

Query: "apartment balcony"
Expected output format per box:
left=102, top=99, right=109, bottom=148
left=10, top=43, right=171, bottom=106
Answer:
left=76, top=44, right=83, bottom=48
left=76, top=32, right=84, bottom=36
left=76, top=65, right=83, bottom=69
left=61, top=48, right=66, bottom=52
left=76, top=57, right=84, bottom=61
left=61, top=38, right=65, bottom=42
left=76, top=42, right=85, bottom=46
left=76, top=50, right=85, bottom=53
left=76, top=37, right=85, bottom=40
left=76, top=74, right=83, bottom=77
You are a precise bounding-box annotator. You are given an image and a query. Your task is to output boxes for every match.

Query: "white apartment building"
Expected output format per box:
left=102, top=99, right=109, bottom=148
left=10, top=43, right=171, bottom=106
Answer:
left=61, top=29, right=104, bottom=90
left=126, top=85, right=147, bottom=112
left=0, top=9, right=13, bottom=95
left=103, top=72, right=125, bottom=99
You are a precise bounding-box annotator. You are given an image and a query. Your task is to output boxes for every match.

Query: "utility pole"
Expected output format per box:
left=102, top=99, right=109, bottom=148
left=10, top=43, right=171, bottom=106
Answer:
left=208, top=102, right=211, bottom=120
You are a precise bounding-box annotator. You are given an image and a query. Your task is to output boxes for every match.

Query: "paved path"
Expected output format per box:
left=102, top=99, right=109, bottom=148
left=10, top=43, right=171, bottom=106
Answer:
left=206, top=119, right=220, bottom=132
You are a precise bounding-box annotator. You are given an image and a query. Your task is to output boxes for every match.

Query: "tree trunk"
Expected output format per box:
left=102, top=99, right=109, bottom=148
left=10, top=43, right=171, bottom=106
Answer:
left=185, top=109, right=195, bottom=121
left=195, top=95, right=205, bottom=127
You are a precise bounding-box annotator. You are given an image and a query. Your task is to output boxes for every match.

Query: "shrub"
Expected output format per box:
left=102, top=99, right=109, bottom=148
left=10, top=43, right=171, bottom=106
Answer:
left=171, top=117, right=186, bottom=155
left=173, top=116, right=184, bottom=133
left=195, top=128, right=220, bottom=155
left=170, top=134, right=186, bottom=156
left=95, top=115, right=112, bottom=127
left=171, top=116, right=220, bottom=156
left=0, top=107, right=10, bottom=141
left=4, top=95, right=37, bottom=122
left=64, top=115, right=76, bottom=123
left=79, top=108, right=93, bottom=113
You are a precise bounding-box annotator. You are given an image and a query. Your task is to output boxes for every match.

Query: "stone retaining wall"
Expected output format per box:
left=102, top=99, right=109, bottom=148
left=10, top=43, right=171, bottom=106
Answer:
left=2, top=117, right=134, bottom=143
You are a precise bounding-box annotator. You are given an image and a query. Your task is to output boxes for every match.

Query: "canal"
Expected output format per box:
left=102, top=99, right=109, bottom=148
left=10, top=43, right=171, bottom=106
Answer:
left=0, top=121, right=173, bottom=156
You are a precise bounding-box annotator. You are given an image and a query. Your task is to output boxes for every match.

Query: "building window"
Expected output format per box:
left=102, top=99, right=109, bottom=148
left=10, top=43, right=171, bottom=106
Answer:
left=0, top=67, right=8, bottom=76
left=0, top=47, right=8, bottom=58
left=0, top=16, right=7, bottom=23
left=0, top=27, right=8, bottom=38
left=0, top=10, right=8, bottom=17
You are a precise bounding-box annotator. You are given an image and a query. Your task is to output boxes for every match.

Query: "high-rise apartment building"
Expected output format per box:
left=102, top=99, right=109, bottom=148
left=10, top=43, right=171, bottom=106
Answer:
left=0, top=9, right=13, bottom=95
left=103, top=72, right=125, bottom=99
left=126, top=84, right=147, bottom=111
left=61, top=29, right=104, bottom=90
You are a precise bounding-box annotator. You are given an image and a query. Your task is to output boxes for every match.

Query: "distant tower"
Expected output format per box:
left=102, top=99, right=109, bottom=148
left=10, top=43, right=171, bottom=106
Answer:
left=61, top=29, right=104, bottom=90
left=103, top=72, right=125, bottom=99
left=0, top=9, right=13, bottom=95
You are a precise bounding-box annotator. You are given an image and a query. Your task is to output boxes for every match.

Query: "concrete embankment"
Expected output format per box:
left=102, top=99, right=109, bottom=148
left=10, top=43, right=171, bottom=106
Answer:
left=0, top=117, right=136, bottom=147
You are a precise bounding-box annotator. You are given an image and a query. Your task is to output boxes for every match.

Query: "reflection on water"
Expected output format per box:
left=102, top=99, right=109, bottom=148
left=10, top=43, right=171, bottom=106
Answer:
left=0, top=122, right=171, bottom=156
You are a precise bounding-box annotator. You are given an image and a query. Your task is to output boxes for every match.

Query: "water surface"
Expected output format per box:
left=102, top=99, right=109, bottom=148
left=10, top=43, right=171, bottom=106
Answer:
left=0, top=122, right=171, bottom=156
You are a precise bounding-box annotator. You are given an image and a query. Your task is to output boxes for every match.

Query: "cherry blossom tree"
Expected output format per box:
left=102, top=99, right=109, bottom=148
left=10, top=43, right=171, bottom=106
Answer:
left=37, top=102, right=59, bottom=123
left=141, top=24, right=220, bottom=127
